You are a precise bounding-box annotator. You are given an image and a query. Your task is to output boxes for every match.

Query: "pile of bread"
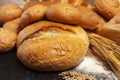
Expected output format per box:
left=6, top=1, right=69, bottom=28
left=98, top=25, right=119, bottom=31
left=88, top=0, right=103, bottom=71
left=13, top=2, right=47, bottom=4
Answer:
left=0, top=0, right=120, bottom=71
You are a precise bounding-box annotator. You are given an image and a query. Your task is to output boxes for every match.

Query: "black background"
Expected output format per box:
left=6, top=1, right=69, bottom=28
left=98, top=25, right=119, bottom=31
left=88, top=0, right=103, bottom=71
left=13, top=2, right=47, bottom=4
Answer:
left=0, top=0, right=93, bottom=80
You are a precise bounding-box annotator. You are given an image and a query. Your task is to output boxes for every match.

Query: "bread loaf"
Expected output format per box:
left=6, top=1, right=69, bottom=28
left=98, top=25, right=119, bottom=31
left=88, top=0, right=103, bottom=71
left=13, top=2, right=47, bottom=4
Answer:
left=46, top=3, right=81, bottom=24
left=76, top=5, right=106, bottom=30
left=20, top=4, right=47, bottom=28
left=3, top=18, right=20, bottom=33
left=0, top=4, right=22, bottom=23
left=0, top=18, right=21, bottom=53
left=17, top=21, right=89, bottom=71
left=23, top=1, right=40, bottom=10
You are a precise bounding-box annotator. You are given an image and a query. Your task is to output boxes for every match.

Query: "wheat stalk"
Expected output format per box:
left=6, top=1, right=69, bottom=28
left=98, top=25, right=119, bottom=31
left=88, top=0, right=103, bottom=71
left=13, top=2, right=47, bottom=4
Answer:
left=88, top=33, right=120, bottom=79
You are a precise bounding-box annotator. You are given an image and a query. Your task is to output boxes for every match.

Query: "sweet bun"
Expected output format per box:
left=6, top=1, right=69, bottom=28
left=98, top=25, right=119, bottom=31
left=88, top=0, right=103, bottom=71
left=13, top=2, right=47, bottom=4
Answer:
left=0, top=4, right=22, bottom=23
left=20, top=4, right=47, bottom=28
left=94, top=0, right=120, bottom=19
left=0, top=28, right=17, bottom=53
left=17, top=21, right=89, bottom=71
left=76, top=5, right=106, bottom=30
left=46, top=3, right=81, bottom=24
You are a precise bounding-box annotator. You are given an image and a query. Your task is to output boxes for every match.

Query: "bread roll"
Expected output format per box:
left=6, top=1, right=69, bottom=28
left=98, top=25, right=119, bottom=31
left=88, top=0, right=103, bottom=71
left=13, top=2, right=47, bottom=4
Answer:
left=17, top=21, right=89, bottom=71
left=46, top=3, right=81, bottom=24
left=66, top=0, right=92, bottom=9
left=42, top=0, right=68, bottom=3
left=0, top=4, right=22, bottom=23
left=0, top=28, right=17, bottom=53
left=23, top=1, right=39, bottom=11
left=94, top=0, right=120, bottom=19
left=67, top=0, right=83, bottom=6
left=0, top=18, right=21, bottom=53
left=39, top=1, right=57, bottom=6
left=3, top=18, right=20, bottom=33
left=20, top=4, right=47, bottom=28
left=76, top=6, right=106, bottom=30
left=43, top=0, right=92, bottom=9
left=97, top=13, right=120, bottom=45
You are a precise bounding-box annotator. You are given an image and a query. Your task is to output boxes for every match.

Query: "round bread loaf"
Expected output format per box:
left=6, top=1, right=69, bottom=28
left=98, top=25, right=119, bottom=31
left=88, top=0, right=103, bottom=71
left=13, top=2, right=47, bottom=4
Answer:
left=17, top=21, right=89, bottom=71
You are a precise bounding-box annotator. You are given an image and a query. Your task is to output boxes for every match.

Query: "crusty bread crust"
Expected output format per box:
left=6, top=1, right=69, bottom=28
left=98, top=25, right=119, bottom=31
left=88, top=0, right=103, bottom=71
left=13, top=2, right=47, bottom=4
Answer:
left=0, top=4, right=22, bottom=23
left=20, top=4, right=47, bottom=28
left=46, top=3, right=82, bottom=24
left=17, top=21, right=89, bottom=71
left=0, top=28, right=17, bottom=53
left=76, top=5, right=106, bottom=30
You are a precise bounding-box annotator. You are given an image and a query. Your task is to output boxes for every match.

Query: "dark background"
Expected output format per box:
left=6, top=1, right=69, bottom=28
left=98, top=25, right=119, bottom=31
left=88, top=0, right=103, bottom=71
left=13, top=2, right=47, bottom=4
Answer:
left=0, top=48, right=61, bottom=80
left=0, top=0, right=93, bottom=80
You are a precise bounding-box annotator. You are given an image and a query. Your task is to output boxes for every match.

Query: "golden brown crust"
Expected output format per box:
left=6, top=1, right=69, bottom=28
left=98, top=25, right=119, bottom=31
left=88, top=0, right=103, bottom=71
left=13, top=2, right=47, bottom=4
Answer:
left=0, top=28, right=17, bottom=53
left=43, top=0, right=92, bottom=9
left=23, top=1, right=40, bottom=11
left=42, top=0, right=67, bottom=3
left=3, top=18, right=20, bottom=33
left=68, top=0, right=92, bottom=9
left=17, top=21, right=89, bottom=71
left=0, top=4, right=22, bottom=23
left=67, top=0, right=83, bottom=6
left=23, top=1, right=60, bottom=11
left=39, top=1, right=59, bottom=6
left=76, top=5, right=106, bottom=30
left=94, top=0, right=120, bottom=19
left=20, top=4, right=47, bottom=28
left=46, top=3, right=81, bottom=24
left=80, top=0, right=92, bottom=9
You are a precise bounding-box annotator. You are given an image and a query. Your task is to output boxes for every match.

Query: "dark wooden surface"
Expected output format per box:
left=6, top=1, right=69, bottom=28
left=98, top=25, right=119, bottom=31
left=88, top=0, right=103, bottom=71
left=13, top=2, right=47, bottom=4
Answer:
left=0, top=48, right=61, bottom=80
left=0, top=0, right=94, bottom=80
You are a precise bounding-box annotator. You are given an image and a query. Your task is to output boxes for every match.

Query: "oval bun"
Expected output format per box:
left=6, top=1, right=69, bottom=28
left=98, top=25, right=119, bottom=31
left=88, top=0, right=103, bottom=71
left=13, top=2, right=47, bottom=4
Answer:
left=0, top=28, right=17, bottom=53
left=76, top=5, right=106, bottom=30
left=46, top=3, right=81, bottom=24
left=0, top=4, right=22, bottom=23
left=20, top=4, right=47, bottom=28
